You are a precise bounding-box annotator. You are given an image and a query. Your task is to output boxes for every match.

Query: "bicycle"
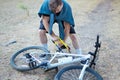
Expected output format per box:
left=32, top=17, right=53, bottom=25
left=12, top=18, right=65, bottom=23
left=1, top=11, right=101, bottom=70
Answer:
left=10, top=35, right=103, bottom=80
left=54, top=35, right=102, bottom=80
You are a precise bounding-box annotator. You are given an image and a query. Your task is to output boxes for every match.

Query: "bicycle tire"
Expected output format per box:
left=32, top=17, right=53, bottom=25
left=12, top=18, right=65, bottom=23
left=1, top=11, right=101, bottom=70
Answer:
left=54, top=65, right=103, bottom=80
left=10, top=46, right=49, bottom=71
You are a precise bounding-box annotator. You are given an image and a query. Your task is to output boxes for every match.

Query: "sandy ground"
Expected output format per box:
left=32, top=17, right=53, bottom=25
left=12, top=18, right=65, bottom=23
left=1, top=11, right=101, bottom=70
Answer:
left=0, top=0, right=120, bottom=80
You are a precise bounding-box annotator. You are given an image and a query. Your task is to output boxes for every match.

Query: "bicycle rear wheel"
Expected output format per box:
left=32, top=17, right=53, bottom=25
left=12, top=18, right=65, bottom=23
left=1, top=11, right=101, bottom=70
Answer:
left=10, top=46, right=49, bottom=71
left=54, top=65, right=103, bottom=80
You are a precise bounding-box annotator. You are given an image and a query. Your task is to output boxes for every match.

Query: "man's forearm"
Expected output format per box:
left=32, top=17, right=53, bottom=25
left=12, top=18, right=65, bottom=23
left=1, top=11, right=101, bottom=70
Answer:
left=42, top=18, right=49, bottom=32
left=42, top=16, right=58, bottom=39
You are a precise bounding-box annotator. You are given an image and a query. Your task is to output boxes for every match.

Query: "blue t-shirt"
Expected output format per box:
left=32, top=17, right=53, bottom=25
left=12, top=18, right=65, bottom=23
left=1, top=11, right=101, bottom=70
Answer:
left=38, top=0, right=75, bottom=39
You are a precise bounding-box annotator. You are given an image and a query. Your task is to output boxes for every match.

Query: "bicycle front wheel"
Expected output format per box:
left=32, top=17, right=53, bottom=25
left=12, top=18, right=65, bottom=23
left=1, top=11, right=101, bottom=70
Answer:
left=10, top=46, right=49, bottom=71
left=54, top=65, right=103, bottom=80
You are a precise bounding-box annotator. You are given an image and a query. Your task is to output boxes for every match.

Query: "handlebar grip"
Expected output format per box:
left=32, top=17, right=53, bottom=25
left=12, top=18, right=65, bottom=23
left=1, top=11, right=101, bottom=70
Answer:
left=95, top=35, right=101, bottom=48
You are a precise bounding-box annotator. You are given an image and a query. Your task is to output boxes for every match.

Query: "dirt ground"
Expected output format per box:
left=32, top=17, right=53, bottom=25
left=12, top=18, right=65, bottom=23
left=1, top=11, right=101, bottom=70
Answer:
left=0, top=0, right=120, bottom=80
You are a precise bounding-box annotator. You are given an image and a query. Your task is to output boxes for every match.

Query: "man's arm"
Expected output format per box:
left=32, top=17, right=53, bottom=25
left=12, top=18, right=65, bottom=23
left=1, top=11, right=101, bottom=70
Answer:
left=42, top=15, right=50, bottom=32
left=42, top=15, right=59, bottom=40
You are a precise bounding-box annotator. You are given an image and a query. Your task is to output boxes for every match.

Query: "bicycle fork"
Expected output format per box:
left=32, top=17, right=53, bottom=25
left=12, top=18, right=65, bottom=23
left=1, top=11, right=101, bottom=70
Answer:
left=79, top=60, right=89, bottom=80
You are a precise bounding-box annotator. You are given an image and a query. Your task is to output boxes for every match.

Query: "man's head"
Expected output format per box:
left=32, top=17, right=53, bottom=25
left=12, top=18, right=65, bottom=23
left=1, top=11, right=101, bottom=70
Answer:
left=49, top=0, right=63, bottom=13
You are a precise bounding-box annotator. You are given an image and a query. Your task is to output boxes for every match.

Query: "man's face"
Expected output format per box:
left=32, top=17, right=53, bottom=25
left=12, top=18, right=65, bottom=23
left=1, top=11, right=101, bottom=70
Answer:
left=50, top=3, right=63, bottom=14
left=54, top=5, right=62, bottom=13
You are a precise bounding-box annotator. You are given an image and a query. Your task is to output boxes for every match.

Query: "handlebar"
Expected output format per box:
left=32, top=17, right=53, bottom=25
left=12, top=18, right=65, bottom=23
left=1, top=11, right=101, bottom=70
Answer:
left=89, top=35, right=101, bottom=68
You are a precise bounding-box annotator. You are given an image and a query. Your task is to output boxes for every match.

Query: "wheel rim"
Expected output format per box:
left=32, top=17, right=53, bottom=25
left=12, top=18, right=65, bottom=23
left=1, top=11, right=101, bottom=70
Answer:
left=56, top=66, right=102, bottom=80
left=59, top=69, right=98, bottom=80
left=11, top=46, right=49, bottom=71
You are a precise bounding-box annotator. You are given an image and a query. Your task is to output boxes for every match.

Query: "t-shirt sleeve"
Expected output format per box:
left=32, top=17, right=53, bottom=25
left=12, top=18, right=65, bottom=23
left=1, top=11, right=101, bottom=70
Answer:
left=61, top=1, right=75, bottom=27
left=38, top=0, right=51, bottom=17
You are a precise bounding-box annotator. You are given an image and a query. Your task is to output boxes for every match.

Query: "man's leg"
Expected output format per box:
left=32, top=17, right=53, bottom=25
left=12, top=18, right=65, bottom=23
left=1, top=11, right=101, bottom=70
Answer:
left=39, top=29, right=51, bottom=59
left=70, top=34, right=82, bottom=54
left=39, top=30, right=48, bottom=50
left=69, top=34, right=79, bottom=49
left=62, top=22, right=82, bottom=54
left=39, top=19, right=49, bottom=50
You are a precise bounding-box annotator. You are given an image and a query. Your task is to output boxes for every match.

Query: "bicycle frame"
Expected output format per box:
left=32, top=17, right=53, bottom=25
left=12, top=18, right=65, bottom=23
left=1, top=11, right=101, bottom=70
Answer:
left=46, top=52, right=91, bottom=69
left=79, top=59, right=90, bottom=80
left=29, top=51, right=92, bottom=80
left=24, top=35, right=100, bottom=80
left=29, top=51, right=91, bottom=73
left=49, top=53, right=92, bottom=80
left=40, top=35, right=100, bottom=79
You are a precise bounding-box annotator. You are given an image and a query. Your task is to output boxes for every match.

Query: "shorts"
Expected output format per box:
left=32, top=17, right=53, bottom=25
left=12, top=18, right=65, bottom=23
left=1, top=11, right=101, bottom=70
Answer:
left=39, top=20, right=76, bottom=34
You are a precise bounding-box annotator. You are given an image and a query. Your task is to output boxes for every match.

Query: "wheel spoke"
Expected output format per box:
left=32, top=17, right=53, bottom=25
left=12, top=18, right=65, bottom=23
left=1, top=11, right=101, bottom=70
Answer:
left=55, top=66, right=102, bottom=80
left=10, top=46, right=49, bottom=71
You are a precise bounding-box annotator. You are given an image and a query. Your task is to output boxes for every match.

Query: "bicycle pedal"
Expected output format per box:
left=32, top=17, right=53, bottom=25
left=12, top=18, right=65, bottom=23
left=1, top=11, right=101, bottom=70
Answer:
left=29, top=61, right=37, bottom=68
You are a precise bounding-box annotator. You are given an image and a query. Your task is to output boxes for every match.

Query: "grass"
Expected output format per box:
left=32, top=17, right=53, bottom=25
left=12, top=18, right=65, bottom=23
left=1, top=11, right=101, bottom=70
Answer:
left=17, top=3, right=29, bottom=16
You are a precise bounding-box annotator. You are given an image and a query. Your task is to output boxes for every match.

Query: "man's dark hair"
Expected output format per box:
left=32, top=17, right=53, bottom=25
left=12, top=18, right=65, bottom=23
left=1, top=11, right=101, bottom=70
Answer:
left=49, top=0, right=62, bottom=13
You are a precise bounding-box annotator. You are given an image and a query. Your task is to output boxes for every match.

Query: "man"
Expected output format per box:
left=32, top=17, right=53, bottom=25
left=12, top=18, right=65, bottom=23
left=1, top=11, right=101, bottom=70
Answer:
left=38, top=0, right=81, bottom=54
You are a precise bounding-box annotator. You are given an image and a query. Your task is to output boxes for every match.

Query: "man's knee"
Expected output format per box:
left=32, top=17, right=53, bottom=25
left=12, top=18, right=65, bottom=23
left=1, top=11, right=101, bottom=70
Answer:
left=39, top=30, right=46, bottom=35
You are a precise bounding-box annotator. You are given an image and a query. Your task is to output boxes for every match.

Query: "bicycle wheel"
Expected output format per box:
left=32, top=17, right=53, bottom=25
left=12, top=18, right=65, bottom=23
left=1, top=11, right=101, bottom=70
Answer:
left=54, top=65, right=103, bottom=80
left=10, top=46, right=49, bottom=71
